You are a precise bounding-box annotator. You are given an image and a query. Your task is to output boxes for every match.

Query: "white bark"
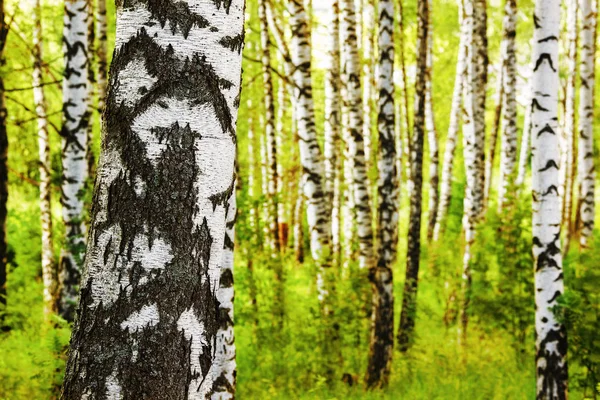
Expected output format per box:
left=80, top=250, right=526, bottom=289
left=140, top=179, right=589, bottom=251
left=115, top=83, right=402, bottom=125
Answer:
left=341, top=0, right=374, bottom=270
left=59, top=0, right=90, bottom=321
left=531, top=0, right=568, bottom=397
left=33, top=0, right=57, bottom=317
left=578, top=0, right=596, bottom=247
left=433, top=0, right=467, bottom=241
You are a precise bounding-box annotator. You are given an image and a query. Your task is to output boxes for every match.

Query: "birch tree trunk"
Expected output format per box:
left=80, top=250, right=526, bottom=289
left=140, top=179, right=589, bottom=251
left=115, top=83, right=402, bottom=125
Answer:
left=484, top=65, right=503, bottom=206
left=96, top=0, right=108, bottom=112
left=341, top=0, right=374, bottom=271
left=289, top=0, right=332, bottom=265
left=398, top=0, right=411, bottom=188
left=324, top=0, right=341, bottom=216
left=0, top=0, right=8, bottom=312
left=362, top=0, right=375, bottom=163
left=365, top=0, right=397, bottom=387
left=577, top=0, right=597, bottom=247
left=531, top=0, right=569, bottom=397
left=433, top=0, right=467, bottom=241
left=33, top=0, right=57, bottom=317
left=460, top=0, right=487, bottom=343
left=259, top=0, right=280, bottom=253
left=498, top=0, right=517, bottom=209
left=425, top=0, right=439, bottom=241
left=60, top=1, right=244, bottom=397
left=58, top=0, right=89, bottom=322
left=516, top=76, right=533, bottom=187
left=398, top=0, right=427, bottom=353
left=562, top=0, right=578, bottom=245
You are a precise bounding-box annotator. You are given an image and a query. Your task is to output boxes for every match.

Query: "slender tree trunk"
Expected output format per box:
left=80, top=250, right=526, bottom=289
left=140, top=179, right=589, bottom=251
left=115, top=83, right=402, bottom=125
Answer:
left=61, top=1, right=244, bottom=397
left=293, top=187, right=305, bottom=263
left=87, top=0, right=96, bottom=180
left=433, top=0, right=467, bottom=241
left=459, top=0, right=487, bottom=344
left=516, top=75, right=533, bottom=187
left=498, top=0, right=518, bottom=209
left=531, top=0, right=569, bottom=397
left=33, top=0, right=57, bottom=317
left=398, top=0, right=427, bottom=353
left=562, top=0, right=578, bottom=248
left=259, top=0, right=280, bottom=253
left=0, top=0, right=8, bottom=313
left=362, top=0, right=375, bottom=163
left=324, top=0, right=341, bottom=217
left=365, top=0, right=397, bottom=388
left=398, top=0, right=411, bottom=188
left=58, top=0, right=89, bottom=322
left=341, top=0, right=375, bottom=271
left=96, top=0, right=108, bottom=112
left=425, top=0, right=439, bottom=241
left=577, top=0, right=596, bottom=247
left=484, top=65, right=503, bottom=206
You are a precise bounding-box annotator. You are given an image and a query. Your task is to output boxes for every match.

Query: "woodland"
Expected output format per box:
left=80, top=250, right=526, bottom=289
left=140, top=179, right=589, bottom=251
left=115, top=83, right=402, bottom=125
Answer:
left=0, top=0, right=598, bottom=398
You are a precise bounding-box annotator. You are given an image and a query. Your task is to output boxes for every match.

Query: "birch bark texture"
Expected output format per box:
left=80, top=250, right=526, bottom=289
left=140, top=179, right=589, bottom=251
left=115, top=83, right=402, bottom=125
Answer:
left=498, top=0, right=517, bottom=208
left=398, top=0, right=427, bottom=353
left=577, top=0, right=596, bottom=247
left=365, top=0, right=396, bottom=388
left=258, top=0, right=280, bottom=253
left=33, top=0, right=57, bottom=317
left=341, top=0, right=375, bottom=271
left=460, top=0, right=487, bottom=342
left=59, top=0, right=89, bottom=322
left=289, top=0, right=332, bottom=265
left=433, top=0, right=467, bottom=241
left=531, top=0, right=569, bottom=397
left=60, top=0, right=244, bottom=398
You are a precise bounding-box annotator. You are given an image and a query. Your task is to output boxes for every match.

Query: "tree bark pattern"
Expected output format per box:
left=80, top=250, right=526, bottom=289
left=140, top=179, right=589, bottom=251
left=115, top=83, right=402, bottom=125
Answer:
left=61, top=1, right=244, bottom=397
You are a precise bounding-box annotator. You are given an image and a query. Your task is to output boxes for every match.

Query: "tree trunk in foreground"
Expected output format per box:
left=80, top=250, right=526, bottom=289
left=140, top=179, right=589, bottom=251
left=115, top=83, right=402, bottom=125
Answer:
left=531, top=0, right=569, bottom=398
left=365, top=0, right=397, bottom=388
left=61, top=1, right=244, bottom=397
left=577, top=0, right=596, bottom=247
left=398, top=0, right=427, bottom=353
left=33, top=0, right=57, bottom=317
left=58, top=0, right=89, bottom=322
left=433, top=0, right=467, bottom=241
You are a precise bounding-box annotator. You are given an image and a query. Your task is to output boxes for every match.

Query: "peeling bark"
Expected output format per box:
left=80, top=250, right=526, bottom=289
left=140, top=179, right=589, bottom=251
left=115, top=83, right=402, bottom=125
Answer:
left=61, top=1, right=245, bottom=397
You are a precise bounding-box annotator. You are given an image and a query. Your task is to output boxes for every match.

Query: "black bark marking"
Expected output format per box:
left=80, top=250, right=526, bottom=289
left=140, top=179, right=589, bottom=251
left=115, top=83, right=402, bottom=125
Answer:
left=534, top=53, right=557, bottom=72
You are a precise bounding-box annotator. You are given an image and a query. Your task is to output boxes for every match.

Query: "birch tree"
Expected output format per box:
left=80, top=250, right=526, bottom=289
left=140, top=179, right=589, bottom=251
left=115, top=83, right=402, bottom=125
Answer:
left=398, top=0, right=427, bottom=353
left=577, top=0, right=596, bottom=247
left=531, top=0, right=569, bottom=397
left=33, top=0, right=57, bottom=317
left=425, top=0, right=439, bottom=241
left=460, top=0, right=487, bottom=342
left=498, top=0, right=517, bottom=208
left=562, top=0, right=578, bottom=243
left=362, top=0, right=375, bottom=163
left=96, top=0, right=108, bottom=111
left=365, top=0, right=397, bottom=388
left=60, top=0, right=244, bottom=397
left=259, top=0, right=280, bottom=252
left=340, top=0, right=374, bottom=271
left=433, top=0, right=467, bottom=241
left=58, top=0, right=89, bottom=322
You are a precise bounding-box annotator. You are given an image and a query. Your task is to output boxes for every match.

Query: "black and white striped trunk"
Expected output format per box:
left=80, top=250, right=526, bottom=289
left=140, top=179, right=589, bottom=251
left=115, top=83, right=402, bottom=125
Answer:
left=61, top=1, right=244, bottom=397
left=531, top=0, right=569, bottom=397
left=33, top=0, right=57, bottom=317
left=577, top=0, right=596, bottom=247
left=341, top=0, right=374, bottom=271
left=498, top=0, right=518, bottom=208
left=365, top=0, right=397, bottom=388
left=59, top=0, right=90, bottom=322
